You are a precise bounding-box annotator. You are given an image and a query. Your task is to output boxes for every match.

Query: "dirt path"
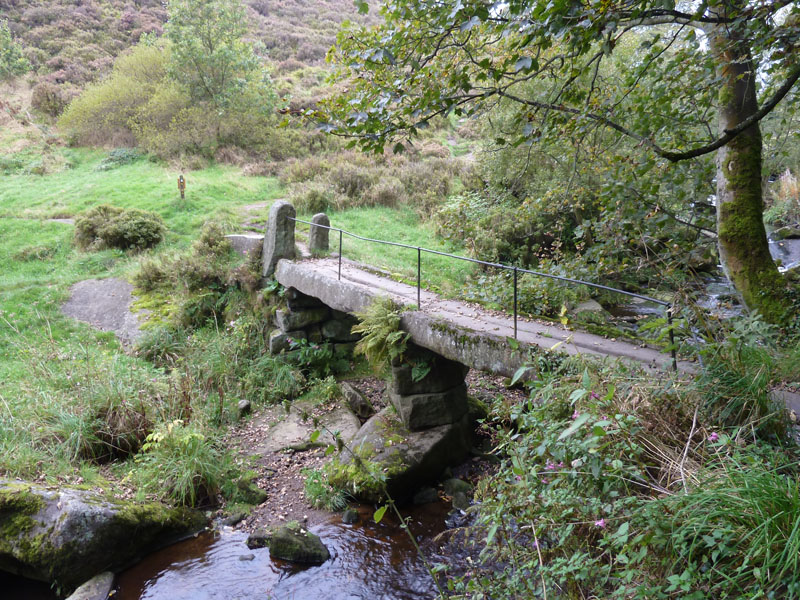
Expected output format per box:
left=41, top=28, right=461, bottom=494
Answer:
left=61, top=278, right=148, bottom=345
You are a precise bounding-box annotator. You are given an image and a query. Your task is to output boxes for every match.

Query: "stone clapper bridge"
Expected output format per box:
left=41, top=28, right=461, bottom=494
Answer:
left=234, top=200, right=692, bottom=501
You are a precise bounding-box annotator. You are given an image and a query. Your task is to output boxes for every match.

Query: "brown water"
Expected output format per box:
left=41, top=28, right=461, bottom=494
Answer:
left=115, top=502, right=454, bottom=600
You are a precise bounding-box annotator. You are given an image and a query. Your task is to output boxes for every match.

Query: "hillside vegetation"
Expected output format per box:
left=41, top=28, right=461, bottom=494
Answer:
left=1, top=1, right=800, bottom=598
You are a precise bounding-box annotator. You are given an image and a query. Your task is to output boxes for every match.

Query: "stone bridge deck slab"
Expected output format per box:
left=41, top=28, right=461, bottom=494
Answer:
left=275, top=257, right=696, bottom=377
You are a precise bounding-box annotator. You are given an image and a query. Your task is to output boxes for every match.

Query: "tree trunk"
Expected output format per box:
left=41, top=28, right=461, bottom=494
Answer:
left=711, top=16, right=788, bottom=323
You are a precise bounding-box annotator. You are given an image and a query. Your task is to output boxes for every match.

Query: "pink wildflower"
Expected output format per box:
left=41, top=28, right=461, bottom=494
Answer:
left=708, top=432, right=719, bottom=442
left=594, top=518, right=606, bottom=529
left=571, top=410, right=580, bottom=420
left=590, top=391, right=600, bottom=399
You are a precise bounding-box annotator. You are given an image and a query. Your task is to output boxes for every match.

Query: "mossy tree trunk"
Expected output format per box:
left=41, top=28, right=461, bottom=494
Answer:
left=711, top=10, right=789, bottom=323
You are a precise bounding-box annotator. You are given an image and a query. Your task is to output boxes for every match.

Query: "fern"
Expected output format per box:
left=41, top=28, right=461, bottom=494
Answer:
left=351, top=296, right=410, bottom=368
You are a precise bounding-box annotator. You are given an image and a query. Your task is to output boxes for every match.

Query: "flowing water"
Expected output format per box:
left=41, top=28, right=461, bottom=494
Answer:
left=114, top=502, right=455, bottom=600
left=768, top=233, right=800, bottom=273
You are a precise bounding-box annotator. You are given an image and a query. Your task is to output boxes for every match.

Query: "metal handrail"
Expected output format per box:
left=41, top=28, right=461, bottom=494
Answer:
left=290, top=216, right=678, bottom=370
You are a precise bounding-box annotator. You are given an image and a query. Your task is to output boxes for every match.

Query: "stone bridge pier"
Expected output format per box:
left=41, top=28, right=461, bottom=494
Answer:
left=389, top=343, right=470, bottom=431
left=267, top=286, right=475, bottom=502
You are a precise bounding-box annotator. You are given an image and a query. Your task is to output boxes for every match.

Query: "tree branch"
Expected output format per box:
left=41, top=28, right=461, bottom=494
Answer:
left=499, top=62, right=800, bottom=163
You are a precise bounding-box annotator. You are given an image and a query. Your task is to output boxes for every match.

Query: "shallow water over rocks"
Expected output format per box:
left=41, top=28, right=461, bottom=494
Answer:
left=115, top=502, right=454, bottom=600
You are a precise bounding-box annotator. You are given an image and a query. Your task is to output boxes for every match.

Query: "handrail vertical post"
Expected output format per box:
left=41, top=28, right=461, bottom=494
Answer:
left=513, top=266, right=518, bottom=340
left=338, top=229, right=342, bottom=281
left=417, top=247, right=421, bottom=307
left=667, top=305, right=677, bottom=372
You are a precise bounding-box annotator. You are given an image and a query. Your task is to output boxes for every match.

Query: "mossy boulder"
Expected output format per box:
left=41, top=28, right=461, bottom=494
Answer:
left=268, top=522, right=329, bottom=564
left=325, top=407, right=471, bottom=503
left=0, top=479, right=206, bottom=594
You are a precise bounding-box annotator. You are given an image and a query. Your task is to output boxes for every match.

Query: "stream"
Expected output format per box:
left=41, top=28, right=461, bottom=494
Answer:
left=5, top=502, right=461, bottom=600
left=114, top=502, right=457, bottom=600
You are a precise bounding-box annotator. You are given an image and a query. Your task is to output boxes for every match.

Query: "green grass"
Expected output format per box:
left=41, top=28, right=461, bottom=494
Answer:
left=298, top=205, right=476, bottom=296
left=0, top=146, right=283, bottom=480
left=0, top=147, right=281, bottom=239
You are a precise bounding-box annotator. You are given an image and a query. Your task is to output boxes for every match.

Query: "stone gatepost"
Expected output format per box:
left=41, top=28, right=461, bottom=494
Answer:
left=309, top=213, right=330, bottom=254
left=389, top=342, right=470, bottom=431
left=262, top=200, right=296, bottom=279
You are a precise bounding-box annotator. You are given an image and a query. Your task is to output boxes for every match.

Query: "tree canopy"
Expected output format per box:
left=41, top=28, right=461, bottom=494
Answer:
left=166, top=0, right=272, bottom=112
left=324, top=0, right=800, bottom=322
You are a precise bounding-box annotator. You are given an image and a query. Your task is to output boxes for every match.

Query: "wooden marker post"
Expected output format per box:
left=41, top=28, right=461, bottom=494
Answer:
left=177, top=174, right=186, bottom=200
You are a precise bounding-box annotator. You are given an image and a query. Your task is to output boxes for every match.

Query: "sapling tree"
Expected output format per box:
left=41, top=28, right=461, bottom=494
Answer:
left=0, top=19, right=29, bottom=80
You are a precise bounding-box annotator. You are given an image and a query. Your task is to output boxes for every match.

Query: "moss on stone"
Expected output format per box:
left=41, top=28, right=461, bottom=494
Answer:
left=268, top=522, right=329, bottom=564
left=0, top=483, right=44, bottom=544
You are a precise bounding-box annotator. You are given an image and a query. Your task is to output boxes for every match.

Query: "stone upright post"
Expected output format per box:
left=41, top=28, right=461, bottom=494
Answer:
left=262, top=200, right=296, bottom=278
left=309, top=212, right=330, bottom=254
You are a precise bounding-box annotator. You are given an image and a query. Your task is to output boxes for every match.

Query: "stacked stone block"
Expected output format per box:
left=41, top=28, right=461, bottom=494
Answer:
left=389, top=343, right=470, bottom=431
left=269, top=287, right=361, bottom=355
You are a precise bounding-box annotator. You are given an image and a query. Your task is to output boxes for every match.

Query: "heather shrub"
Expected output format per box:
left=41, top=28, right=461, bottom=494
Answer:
left=329, top=161, right=378, bottom=199
left=31, top=81, right=67, bottom=116
left=289, top=180, right=338, bottom=214
left=363, top=176, right=403, bottom=207
left=75, top=204, right=165, bottom=251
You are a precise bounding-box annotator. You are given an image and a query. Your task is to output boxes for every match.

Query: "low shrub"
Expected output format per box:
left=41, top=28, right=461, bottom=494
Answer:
left=75, top=204, right=165, bottom=251
left=288, top=180, right=338, bottom=214
left=94, top=148, right=144, bottom=171
left=31, top=81, right=68, bottom=116
left=13, top=243, right=59, bottom=261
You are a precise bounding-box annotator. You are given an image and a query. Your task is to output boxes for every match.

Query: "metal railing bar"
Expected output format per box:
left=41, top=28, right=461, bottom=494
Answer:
left=289, top=215, right=679, bottom=370
left=290, top=216, right=669, bottom=307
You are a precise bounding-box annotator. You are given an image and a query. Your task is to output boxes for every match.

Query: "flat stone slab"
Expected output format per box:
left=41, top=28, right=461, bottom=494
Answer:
left=61, top=278, right=149, bottom=346
left=275, top=258, right=695, bottom=376
left=226, top=234, right=264, bottom=256
left=249, top=401, right=361, bottom=454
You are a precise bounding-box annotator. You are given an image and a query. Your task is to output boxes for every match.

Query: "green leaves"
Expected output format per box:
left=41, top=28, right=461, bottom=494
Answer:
left=0, top=19, right=30, bottom=80
left=557, top=413, right=591, bottom=440
left=373, top=504, right=388, bottom=523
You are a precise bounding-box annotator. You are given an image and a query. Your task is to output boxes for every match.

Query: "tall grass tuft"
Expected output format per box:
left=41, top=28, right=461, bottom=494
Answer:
left=661, top=456, right=800, bottom=597
left=135, top=420, right=234, bottom=507
left=696, top=314, right=789, bottom=440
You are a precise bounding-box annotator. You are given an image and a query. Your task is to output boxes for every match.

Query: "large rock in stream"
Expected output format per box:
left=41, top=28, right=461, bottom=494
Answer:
left=0, top=480, right=206, bottom=593
left=327, top=407, right=471, bottom=503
